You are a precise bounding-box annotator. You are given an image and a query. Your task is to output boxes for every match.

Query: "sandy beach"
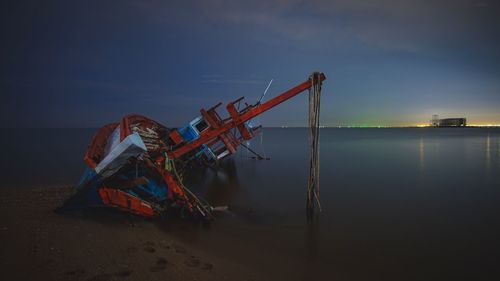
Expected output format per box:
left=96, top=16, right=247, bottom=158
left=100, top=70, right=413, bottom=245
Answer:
left=0, top=186, right=265, bottom=281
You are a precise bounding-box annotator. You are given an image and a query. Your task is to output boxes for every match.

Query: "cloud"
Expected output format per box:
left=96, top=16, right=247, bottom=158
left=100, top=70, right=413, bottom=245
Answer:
left=125, top=0, right=499, bottom=55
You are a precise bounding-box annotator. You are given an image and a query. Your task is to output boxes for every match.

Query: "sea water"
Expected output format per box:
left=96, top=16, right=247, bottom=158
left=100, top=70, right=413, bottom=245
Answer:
left=1, top=128, right=499, bottom=280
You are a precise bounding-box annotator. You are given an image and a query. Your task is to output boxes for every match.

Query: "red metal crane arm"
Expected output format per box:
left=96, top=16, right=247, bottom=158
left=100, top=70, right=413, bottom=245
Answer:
left=168, top=73, right=326, bottom=159
left=237, top=73, right=325, bottom=124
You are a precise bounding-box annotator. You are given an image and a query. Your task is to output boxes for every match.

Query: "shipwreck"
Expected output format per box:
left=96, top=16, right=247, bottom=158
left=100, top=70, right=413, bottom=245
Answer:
left=59, top=72, right=325, bottom=220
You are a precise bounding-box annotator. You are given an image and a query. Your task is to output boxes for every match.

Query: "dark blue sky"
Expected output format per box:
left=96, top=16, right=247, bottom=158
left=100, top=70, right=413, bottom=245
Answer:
left=1, top=0, right=500, bottom=127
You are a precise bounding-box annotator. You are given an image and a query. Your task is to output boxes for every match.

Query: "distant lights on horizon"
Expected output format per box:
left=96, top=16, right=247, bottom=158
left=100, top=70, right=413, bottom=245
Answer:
left=277, top=124, right=500, bottom=128
left=467, top=124, right=500, bottom=127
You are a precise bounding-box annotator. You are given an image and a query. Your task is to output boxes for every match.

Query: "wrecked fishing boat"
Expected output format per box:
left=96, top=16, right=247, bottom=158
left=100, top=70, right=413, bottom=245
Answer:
left=59, top=73, right=325, bottom=220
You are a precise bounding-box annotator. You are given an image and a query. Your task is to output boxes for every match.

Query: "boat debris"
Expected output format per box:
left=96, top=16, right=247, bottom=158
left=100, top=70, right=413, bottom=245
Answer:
left=58, top=72, right=326, bottom=220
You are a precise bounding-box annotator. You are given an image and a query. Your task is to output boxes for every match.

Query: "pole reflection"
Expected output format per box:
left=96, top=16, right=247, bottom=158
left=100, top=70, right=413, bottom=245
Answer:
left=419, top=137, right=425, bottom=174
left=486, top=133, right=491, bottom=171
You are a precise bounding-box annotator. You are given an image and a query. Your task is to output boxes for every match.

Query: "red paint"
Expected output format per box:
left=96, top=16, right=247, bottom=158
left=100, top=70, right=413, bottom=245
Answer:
left=99, top=187, right=157, bottom=217
left=84, top=123, right=119, bottom=169
left=169, top=130, right=184, bottom=145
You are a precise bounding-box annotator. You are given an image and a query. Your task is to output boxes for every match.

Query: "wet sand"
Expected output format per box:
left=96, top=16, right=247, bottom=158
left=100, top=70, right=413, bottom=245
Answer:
left=0, top=186, right=266, bottom=281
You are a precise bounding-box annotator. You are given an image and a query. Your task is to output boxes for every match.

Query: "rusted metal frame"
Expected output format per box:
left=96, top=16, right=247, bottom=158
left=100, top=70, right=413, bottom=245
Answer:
left=236, top=103, right=254, bottom=115
left=207, top=108, right=223, bottom=127
left=201, top=109, right=237, bottom=155
left=200, top=109, right=225, bottom=152
left=205, top=103, right=225, bottom=128
left=206, top=106, right=239, bottom=154
left=226, top=102, right=252, bottom=140
left=201, top=109, right=219, bottom=129
left=219, top=133, right=237, bottom=154
left=237, top=123, right=253, bottom=140
left=169, top=74, right=326, bottom=159
left=226, top=102, right=239, bottom=123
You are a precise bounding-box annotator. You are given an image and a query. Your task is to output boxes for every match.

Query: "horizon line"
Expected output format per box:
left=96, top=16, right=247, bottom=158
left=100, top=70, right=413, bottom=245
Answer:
left=2, top=124, right=500, bottom=129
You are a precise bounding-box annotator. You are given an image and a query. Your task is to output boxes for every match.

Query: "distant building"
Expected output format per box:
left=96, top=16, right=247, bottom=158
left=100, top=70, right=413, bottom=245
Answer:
left=431, top=114, right=440, bottom=126
left=430, top=115, right=467, bottom=127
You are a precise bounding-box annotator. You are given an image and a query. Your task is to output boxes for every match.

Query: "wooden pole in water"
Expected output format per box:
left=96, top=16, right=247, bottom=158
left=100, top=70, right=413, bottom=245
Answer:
left=307, top=72, right=322, bottom=218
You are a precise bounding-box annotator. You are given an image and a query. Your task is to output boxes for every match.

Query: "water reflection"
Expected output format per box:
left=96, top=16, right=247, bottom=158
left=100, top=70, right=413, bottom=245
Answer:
left=203, top=159, right=242, bottom=207
left=419, top=137, right=425, bottom=174
left=306, top=218, right=319, bottom=261
left=486, top=133, right=491, bottom=171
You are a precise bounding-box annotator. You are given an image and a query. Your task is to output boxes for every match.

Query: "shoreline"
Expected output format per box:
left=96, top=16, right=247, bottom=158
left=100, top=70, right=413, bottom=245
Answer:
left=0, top=186, right=266, bottom=281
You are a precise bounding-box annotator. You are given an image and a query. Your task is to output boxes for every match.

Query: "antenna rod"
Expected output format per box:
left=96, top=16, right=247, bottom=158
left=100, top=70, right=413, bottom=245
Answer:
left=257, top=79, right=273, bottom=104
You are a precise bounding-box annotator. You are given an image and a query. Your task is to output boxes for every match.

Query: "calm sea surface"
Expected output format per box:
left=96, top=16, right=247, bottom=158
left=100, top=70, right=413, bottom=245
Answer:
left=1, top=128, right=499, bottom=280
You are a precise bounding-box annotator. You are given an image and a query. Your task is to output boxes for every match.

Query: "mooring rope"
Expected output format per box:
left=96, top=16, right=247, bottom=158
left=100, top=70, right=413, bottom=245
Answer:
left=307, top=72, right=322, bottom=216
left=169, top=157, right=214, bottom=219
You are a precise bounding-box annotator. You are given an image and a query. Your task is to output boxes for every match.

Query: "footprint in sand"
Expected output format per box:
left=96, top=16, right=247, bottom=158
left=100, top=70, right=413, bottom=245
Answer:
left=172, top=244, right=187, bottom=254
left=184, top=256, right=214, bottom=270
left=184, top=256, right=201, bottom=267
left=142, top=241, right=156, bottom=253
left=149, top=257, right=168, bottom=272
